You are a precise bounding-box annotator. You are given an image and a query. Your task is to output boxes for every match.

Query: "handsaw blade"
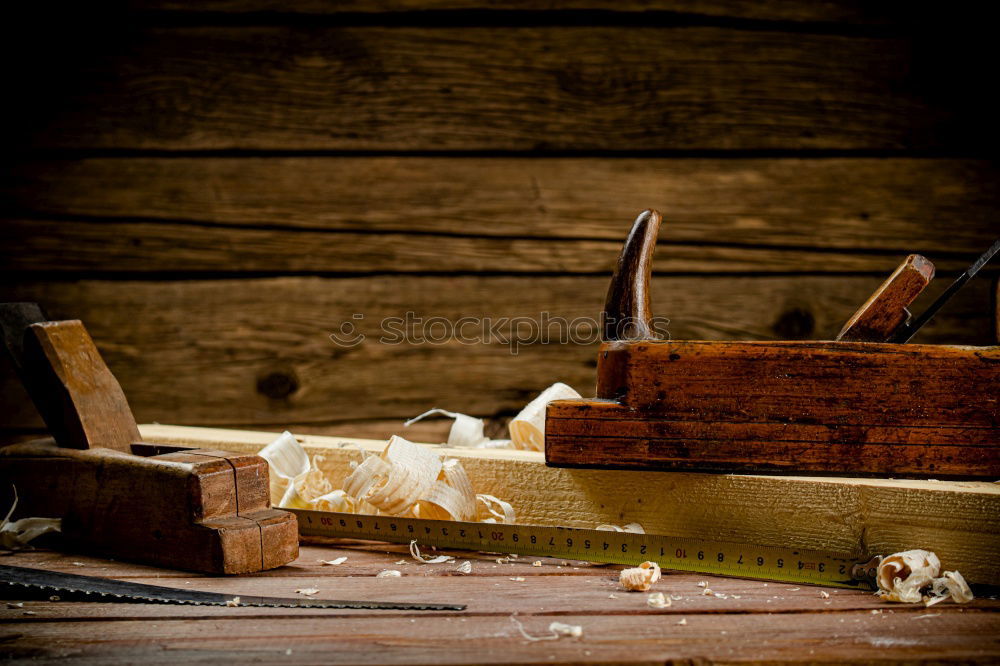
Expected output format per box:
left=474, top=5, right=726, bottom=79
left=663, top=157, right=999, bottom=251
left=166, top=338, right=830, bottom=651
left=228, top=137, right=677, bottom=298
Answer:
left=890, top=238, right=1000, bottom=343
left=0, top=564, right=465, bottom=610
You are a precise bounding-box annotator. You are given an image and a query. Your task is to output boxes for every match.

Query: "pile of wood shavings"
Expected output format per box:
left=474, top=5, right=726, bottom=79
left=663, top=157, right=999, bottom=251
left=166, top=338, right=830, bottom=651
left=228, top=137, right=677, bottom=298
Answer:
left=260, top=431, right=516, bottom=524
left=876, top=549, right=974, bottom=606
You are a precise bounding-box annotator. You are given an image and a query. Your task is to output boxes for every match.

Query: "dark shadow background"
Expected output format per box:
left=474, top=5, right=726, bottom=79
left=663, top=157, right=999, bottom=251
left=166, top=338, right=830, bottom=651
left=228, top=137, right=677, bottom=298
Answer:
left=1, top=1, right=997, bottom=441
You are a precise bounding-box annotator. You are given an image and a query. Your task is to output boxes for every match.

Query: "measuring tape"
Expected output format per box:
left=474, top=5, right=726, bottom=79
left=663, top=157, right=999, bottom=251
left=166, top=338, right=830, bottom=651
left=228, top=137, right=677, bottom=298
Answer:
left=291, top=509, right=878, bottom=590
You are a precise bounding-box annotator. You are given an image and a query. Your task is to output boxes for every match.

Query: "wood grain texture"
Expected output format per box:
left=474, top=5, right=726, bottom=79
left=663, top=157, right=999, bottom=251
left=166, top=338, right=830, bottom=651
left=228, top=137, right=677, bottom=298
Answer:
left=595, top=340, right=1000, bottom=427
left=4, top=609, right=996, bottom=664
left=0, top=437, right=298, bottom=573
left=836, top=254, right=935, bottom=341
left=2, top=528, right=997, bottom=663
left=138, top=424, right=1000, bottom=586
left=0, top=275, right=993, bottom=432
left=5, top=157, right=996, bottom=258
left=122, top=0, right=908, bottom=25
left=13, top=26, right=979, bottom=151
left=20, top=321, right=139, bottom=453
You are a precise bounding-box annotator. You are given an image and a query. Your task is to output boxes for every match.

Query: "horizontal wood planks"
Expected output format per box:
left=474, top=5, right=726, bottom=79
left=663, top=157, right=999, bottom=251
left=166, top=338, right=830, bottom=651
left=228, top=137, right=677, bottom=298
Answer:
left=3, top=158, right=999, bottom=273
left=2, top=539, right=998, bottom=663
left=2, top=3, right=998, bottom=445
left=122, top=1, right=914, bottom=25
left=0, top=275, right=993, bottom=431
left=9, top=25, right=988, bottom=152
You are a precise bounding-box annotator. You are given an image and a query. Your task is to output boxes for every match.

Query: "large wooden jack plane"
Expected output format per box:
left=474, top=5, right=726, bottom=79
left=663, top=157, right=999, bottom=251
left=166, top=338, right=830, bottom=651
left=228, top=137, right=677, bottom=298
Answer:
left=0, top=303, right=298, bottom=573
left=545, top=211, right=1000, bottom=479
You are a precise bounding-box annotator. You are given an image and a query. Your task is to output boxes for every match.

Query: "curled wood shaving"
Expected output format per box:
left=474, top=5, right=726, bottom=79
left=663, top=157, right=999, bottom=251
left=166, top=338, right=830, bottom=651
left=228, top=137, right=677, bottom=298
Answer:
left=928, top=571, right=974, bottom=605
left=415, top=458, right=476, bottom=521
left=476, top=494, right=516, bottom=524
left=226, top=597, right=241, bottom=607
left=1, top=486, right=61, bottom=550
left=647, top=592, right=671, bottom=608
left=259, top=431, right=309, bottom=480
left=405, top=409, right=510, bottom=448
left=409, top=539, right=454, bottom=564
left=619, top=561, right=661, bottom=592
left=344, top=436, right=442, bottom=515
left=596, top=523, right=645, bottom=533
left=455, top=560, right=473, bottom=574
left=295, top=588, right=319, bottom=596
left=876, top=549, right=974, bottom=605
left=509, top=383, right=581, bottom=451
left=376, top=570, right=402, bottom=578
left=510, top=616, right=582, bottom=641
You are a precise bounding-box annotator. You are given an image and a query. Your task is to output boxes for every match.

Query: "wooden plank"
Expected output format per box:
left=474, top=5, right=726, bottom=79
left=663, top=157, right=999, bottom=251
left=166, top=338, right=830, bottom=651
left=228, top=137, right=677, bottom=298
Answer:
left=2, top=609, right=997, bottom=664
left=1, top=569, right=994, bottom=620
left=9, top=218, right=999, bottom=275
left=13, top=26, right=978, bottom=151
left=137, top=425, right=1000, bottom=586
left=0, top=275, right=994, bottom=432
left=6, top=158, right=996, bottom=257
left=123, top=0, right=906, bottom=25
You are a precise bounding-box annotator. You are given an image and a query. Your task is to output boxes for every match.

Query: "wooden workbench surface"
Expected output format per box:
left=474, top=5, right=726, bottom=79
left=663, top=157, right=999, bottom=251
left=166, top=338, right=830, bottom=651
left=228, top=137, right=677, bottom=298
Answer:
left=2, top=540, right=998, bottom=664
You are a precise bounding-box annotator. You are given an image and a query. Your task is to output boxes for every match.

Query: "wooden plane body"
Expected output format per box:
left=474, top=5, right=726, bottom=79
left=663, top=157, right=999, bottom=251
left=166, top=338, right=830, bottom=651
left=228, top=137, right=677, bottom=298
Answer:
left=0, top=438, right=298, bottom=573
left=0, top=303, right=298, bottom=573
left=546, top=339, right=1000, bottom=478
left=544, top=210, right=1000, bottom=479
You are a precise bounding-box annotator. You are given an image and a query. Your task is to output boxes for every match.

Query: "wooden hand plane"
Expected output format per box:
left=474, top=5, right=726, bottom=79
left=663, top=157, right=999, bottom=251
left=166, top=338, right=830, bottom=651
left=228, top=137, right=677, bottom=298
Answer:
left=544, top=211, right=1000, bottom=478
left=0, top=303, right=298, bottom=573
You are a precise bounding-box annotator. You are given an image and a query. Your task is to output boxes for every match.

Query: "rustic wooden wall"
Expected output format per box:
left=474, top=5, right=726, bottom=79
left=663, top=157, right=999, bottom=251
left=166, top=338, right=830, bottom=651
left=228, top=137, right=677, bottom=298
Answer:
left=1, top=2, right=997, bottom=442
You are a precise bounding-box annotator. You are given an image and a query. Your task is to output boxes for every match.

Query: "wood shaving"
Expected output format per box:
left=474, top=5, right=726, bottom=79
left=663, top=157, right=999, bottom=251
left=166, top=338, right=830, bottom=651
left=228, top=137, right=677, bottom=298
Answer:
left=876, top=549, right=973, bottom=605
left=697, top=581, right=707, bottom=587
left=455, top=560, right=473, bottom=574
left=510, top=576, right=526, bottom=582
left=320, top=557, right=348, bottom=566
left=259, top=431, right=309, bottom=480
left=510, top=616, right=582, bottom=641
left=0, top=485, right=61, bottom=549
left=344, top=436, right=442, bottom=515
left=415, top=458, right=477, bottom=521
left=509, top=383, right=581, bottom=451
left=702, top=588, right=715, bottom=596
left=226, top=597, right=240, bottom=607
left=404, top=409, right=509, bottom=448
left=608, top=594, right=617, bottom=599
left=259, top=429, right=517, bottom=526
left=476, top=494, right=516, bottom=524
left=295, top=588, right=319, bottom=596
left=820, top=591, right=830, bottom=599
left=677, top=618, right=687, bottom=625
left=532, top=561, right=542, bottom=567
left=647, top=592, right=671, bottom=608
left=409, top=539, right=454, bottom=564
left=596, top=523, right=645, bottom=533
left=619, top=561, right=661, bottom=592
left=376, top=570, right=402, bottom=578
